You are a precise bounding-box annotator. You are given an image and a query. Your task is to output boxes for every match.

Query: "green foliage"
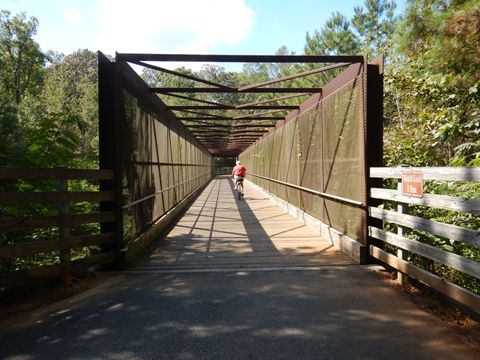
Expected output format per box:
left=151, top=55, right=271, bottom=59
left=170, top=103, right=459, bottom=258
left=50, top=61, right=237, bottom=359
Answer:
left=0, top=12, right=101, bottom=274
left=385, top=0, right=480, bottom=167
left=304, top=0, right=397, bottom=58
left=352, top=0, right=397, bottom=57
left=40, top=49, right=100, bottom=167
left=0, top=97, right=21, bottom=165
left=26, top=112, right=85, bottom=167
left=396, top=0, right=480, bottom=81
left=0, top=10, right=99, bottom=168
left=306, top=12, right=361, bottom=56
left=0, top=10, right=45, bottom=104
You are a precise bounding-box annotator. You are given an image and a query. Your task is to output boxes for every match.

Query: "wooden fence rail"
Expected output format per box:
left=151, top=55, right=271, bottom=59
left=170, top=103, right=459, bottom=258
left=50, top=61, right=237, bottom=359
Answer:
left=0, top=167, right=117, bottom=286
left=369, top=166, right=480, bottom=313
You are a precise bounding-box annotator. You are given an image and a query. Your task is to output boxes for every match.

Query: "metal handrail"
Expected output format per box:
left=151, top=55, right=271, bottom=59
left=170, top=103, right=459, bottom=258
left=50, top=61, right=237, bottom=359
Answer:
left=248, top=172, right=364, bottom=208
left=122, top=172, right=211, bottom=210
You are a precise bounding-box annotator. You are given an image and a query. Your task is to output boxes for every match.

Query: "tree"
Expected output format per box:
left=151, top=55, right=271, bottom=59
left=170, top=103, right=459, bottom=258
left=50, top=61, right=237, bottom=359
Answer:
left=305, top=12, right=360, bottom=56
left=0, top=10, right=45, bottom=104
left=25, top=49, right=100, bottom=167
left=396, top=0, right=480, bottom=82
left=304, top=0, right=397, bottom=59
left=352, top=0, right=397, bottom=58
left=0, top=10, right=46, bottom=166
left=0, top=97, right=20, bottom=165
left=384, top=0, right=480, bottom=167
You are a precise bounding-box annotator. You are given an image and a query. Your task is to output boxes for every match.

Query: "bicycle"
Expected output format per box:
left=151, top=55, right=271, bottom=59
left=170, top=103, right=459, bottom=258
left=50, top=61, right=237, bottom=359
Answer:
left=235, top=177, right=244, bottom=200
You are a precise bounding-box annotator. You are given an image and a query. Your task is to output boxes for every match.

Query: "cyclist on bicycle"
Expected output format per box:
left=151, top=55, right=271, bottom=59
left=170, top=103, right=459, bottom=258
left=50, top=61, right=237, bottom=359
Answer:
left=232, top=160, right=247, bottom=195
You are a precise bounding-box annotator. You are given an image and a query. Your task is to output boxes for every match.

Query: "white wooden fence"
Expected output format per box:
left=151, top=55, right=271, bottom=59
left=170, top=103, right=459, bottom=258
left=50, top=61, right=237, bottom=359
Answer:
left=369, top=167, right=480, bottom=312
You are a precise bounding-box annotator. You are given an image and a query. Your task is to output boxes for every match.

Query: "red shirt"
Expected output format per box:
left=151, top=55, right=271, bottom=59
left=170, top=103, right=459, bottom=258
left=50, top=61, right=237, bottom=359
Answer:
left=232, top=165, right=247, bottom=176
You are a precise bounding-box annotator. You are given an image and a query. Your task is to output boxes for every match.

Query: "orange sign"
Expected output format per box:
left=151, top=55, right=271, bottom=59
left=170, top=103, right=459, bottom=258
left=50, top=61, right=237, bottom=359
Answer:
left=401, top=170, right=423, bottom=197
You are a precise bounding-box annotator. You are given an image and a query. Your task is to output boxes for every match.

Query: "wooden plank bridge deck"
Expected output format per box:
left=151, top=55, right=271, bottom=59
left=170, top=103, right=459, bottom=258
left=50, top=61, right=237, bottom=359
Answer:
left=131, top=176, right=354, bottom=271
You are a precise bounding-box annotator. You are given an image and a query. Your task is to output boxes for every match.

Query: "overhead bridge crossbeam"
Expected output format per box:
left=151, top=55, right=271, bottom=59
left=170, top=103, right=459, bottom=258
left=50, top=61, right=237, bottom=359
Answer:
left=167, top=105, right=298, bottom=110
left=114, top=53, right=364, bottom=156
left=152, top=87, right=322, bottom=93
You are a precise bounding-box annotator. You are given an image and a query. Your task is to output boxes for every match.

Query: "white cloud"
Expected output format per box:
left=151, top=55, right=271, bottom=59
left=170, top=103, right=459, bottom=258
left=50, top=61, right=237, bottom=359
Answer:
left=92, top=0, right=254, bottom=56
left=63, top=8, right=83, bottom=25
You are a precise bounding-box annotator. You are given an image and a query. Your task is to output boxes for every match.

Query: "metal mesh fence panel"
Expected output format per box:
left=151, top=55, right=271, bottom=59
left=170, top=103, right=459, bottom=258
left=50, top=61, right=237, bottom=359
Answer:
left=240, top=74, right=365, bottom=242
left=120, top=89, right=212, bottom=243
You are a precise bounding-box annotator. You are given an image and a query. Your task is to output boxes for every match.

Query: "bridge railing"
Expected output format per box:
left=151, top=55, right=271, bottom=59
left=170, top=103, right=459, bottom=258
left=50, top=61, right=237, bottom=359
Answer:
left=369, top=166, right=480, bottom=312
left=239, top=61, right=376, bottom=264
left=0, top=167, right=118, bottom=286
left=98, top=52, right=214, bottom=263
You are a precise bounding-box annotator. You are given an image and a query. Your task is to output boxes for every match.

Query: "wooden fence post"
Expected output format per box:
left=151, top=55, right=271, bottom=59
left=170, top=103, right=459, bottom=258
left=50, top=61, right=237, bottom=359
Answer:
left=56, top=173, right=73, bottom=286
left=397, top=180, right=408, bottom=284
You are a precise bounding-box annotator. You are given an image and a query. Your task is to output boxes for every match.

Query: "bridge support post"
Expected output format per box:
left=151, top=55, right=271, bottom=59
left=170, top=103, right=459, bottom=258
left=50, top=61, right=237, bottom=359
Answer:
left=365, top=56, right=384, bottom=263
left=98, top=52, right=125, bottom=270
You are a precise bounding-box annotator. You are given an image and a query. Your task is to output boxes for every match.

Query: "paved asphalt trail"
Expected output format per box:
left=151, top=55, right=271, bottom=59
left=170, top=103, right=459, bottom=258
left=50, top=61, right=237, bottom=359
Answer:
left=0, top=268, right=478, bottom=360
left=1, top=178, right=478, bottom=359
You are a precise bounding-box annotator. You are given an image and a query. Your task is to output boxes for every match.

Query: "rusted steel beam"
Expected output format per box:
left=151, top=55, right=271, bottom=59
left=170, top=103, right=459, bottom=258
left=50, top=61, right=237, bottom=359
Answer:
left=227, top=137, right=258, bottom=140
left=196, top=139, right=230, bottom=142
left=196, top=140, right=229, bottom=142
left=158, top=92, right=229, bottom=107
left=185, top=124, right=231, bottom=128
left=151, top=87, right=322, bottom=93
left=231, top=123, right=274, bottom=128
left=194, top=136, right=231, bottom=139
left=114, top=58, right=207, bottom=151
left=230, top=129, right=267, bottom=135
left=186, top=125, right=271, bottom=132
left=185, top=124, right=273, bottom=132
left=169, top=105, right=298, bottom=110
left=98, top=51, right=124, bottom=269
left=178, top=117, right=284, bottom=121
left=175, top=109, right=226, bottom=118
left=178, top=116, right=233, bottom=120
left=132, top=60, right=233, bottom=89
left=190, top=130, right=231, bottom=134
left=196, top=135, right=261, bottom=140
left=196, top=136, right=263, bottom=139
left=179, top=119, right=226, bottom=125
left=228, top=138, right=262, bottom=140
left=205, top=144, right=254, bottom=147
left=232, top=110, right=288, bottom=119
left=238, top=63, right=349, bottom=91
left=230, top=132, right=265, bottom=135
left=235, top=93, right=311, bottom=109
left=117, top=53, right=364, bottom=63
left=191, top=133, right=232, bottom=136
left=197, top=134, right=265, bottom=139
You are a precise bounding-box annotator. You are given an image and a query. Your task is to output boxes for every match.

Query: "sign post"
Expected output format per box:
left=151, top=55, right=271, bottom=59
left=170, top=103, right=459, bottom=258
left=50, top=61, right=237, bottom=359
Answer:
left=397, top=169, right=423, bottom=284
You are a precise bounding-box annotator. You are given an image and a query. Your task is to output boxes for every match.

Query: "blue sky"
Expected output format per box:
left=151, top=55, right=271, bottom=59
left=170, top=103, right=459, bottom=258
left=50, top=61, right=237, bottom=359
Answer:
left=1, top=0, right=406, bottom=59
